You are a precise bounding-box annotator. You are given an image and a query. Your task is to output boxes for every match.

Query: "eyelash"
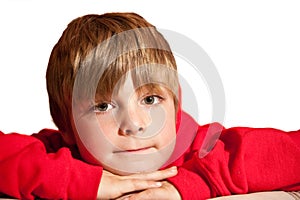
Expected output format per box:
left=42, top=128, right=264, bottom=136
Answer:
left=92, top=95, right=164, bottom=114
left=92, top=102, right=115, bottom=114
left=141, top=95, right=163, bottom=106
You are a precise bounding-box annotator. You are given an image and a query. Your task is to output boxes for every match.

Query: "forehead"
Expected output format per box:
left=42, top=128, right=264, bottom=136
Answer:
left=72, top=28, right=178, bottom=103
left=94, top=69, right=176, bottom=101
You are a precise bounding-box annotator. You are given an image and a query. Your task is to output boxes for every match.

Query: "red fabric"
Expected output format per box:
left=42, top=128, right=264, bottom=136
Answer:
left=167, top=113, right=300, bottom=199
left=1, top=112, right=300, bottom=199
left=0, top=130, right=102, bottom=199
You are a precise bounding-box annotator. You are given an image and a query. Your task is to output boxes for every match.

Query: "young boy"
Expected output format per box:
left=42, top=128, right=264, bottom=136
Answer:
left=0, top=12, right=299, bottom=200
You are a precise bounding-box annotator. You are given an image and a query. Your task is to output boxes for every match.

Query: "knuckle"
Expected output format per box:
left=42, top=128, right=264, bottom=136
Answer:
left=146, top=171, right=160, bottom=179
left=131, top=179, right=142, bottom=189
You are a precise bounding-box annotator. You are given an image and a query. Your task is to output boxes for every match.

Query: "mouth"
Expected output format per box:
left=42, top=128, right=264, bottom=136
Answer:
left=114, top=147, right=156, bottom=154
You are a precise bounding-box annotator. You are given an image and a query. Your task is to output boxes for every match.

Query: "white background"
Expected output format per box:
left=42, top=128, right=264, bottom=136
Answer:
left=0, top=0, right=299, bottom=134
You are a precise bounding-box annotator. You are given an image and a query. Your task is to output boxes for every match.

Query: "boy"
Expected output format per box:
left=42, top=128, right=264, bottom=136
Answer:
left=0, top=12, right=300, bottom=200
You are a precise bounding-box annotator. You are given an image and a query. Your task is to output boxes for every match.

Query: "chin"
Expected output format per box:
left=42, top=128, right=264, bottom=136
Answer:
left=101, top=147, right=175, bottom=175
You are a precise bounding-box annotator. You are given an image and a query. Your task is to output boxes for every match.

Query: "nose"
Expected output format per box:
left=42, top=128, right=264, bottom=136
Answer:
left=117, top=106, right=148, bottom=136
left=123, top=126, right=144, bottom=135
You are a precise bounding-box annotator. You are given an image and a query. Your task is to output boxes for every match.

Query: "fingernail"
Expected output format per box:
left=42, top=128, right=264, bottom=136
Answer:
left=154, top=182, right=162, bottom=187
left=170, top=166, right=177, bottom=173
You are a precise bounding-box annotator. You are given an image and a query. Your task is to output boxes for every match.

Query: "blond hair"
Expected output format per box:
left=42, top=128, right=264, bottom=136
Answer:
left=46, top=12, right=178, bottom=136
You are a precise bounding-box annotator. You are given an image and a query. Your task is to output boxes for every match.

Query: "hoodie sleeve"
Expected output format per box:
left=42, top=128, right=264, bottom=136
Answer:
left=168, top=126, right=300, bottom=200
left=0, top=131, right=102, bottom=200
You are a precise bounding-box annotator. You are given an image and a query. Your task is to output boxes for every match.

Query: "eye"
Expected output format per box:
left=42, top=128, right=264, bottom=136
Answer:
left=93, top=102, right=114, bottom=113
left=142, top=95, right=162, bottom=105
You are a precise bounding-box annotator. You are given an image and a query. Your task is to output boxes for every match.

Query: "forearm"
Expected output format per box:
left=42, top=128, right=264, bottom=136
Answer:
left=168, top=127, right=300, bottom=199
left=0, top=132, right=102, bottom=199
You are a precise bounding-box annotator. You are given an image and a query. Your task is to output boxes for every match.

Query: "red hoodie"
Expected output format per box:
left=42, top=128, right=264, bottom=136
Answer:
left=0, top=111, right=300, bottom=199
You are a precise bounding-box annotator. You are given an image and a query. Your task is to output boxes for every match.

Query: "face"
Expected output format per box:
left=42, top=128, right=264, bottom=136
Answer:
left=72, top=74, right=177, bottom=175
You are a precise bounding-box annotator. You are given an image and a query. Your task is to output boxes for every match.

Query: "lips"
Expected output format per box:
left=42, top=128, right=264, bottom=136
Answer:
left=114, top=147, right=156, bottom=154
left=126, top=147, right=151, bottom=152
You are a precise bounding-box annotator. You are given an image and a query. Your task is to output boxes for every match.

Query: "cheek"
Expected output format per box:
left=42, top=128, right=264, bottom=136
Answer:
left=97, top=116, right=119, bottom=139
left=156, top=104, right=177, bottom=148
left=72, top=114, right=119, bottom=165
left=95, top=116, right=127, bottom=152
left=159, top=119, right=176, bottom=146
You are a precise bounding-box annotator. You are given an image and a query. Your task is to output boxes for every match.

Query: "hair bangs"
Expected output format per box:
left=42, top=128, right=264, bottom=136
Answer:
left=94, top=48, right=179, bottom=103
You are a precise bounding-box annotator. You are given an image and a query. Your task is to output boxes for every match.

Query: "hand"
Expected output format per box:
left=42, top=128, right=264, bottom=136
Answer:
left=122, top=181, right=181, bottom=200
left=97, top=166, right=178, bottom=200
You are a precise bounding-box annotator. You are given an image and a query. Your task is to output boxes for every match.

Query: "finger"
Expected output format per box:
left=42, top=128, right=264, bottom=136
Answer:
left=127, top=182, right=181, bottom=200
left=115, top=194, right=133, bottom=200
left=128, top=166, right=177, bottom=181
left=102, top=170, right=114, bottom=176
left=127, top=188, right=158, bottom=200
left=119, top=179, right=162, bottom=195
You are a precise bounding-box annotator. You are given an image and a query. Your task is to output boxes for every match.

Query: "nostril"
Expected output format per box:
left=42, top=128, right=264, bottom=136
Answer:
left=125, top=129, right=132, bottom=135
left=123, top=127, right=144, bottom=135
